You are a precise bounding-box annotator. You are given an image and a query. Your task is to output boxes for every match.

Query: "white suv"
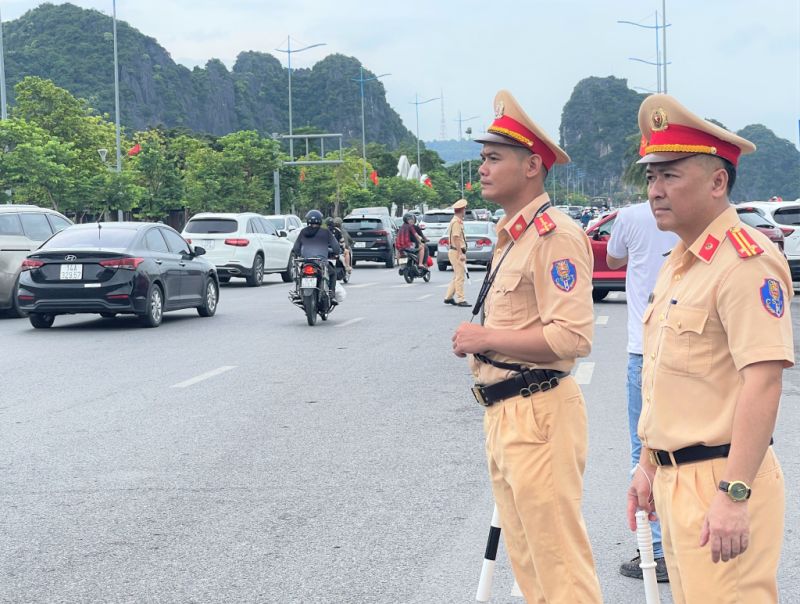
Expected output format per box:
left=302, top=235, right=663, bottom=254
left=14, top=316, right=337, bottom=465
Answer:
left=182, top=213, right=295, bottom=286
left=735, top=201, right=800, bottom=284
left=0, top=204, right=72, bottom=316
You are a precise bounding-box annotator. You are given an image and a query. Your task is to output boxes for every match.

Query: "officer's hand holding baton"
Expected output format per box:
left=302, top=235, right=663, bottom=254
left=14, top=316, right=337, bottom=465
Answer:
left=627, top=457, right=658, bottom=531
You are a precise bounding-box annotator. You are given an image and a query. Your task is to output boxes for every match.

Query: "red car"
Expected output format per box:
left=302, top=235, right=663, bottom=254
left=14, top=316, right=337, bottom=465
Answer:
left=585, top=211, right=625, bottom=302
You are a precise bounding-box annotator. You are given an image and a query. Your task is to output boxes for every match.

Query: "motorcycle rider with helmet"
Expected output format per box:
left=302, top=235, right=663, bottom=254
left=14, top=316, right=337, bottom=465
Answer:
left=326, top=216, right=352, bottom=275
left=292, top=210, right=342, bottom=301
left=397, top=212, right=427, bottom=269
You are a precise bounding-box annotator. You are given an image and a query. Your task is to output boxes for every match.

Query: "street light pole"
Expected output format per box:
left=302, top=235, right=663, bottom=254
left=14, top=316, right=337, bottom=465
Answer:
left=454, top=111, right=479, bottom=196
left=0, top=5, right=7, bottom=120
left=618, top=14, right=671, bottom=94
left=410, top=93, right=439, bottom=182
left=111, top=0, right=123, bottom=221
left=662, top=0, right=668, bottom=93
left=276, top=36, right=326, bottom=159
left=352, top=66, right=390, bottom=187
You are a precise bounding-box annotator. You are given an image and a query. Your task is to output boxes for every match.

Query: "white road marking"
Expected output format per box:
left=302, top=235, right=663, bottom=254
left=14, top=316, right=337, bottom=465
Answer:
left=437, top=283, right=450, bottom=288
left=608, top=291, right=622, bottom=300
left=595, top=315, right=609, bottom=325
left=391, top=284, right=414, bottom=288
left=171, top=366, right=237, bottom=389
left=574, top=362, right=595, bottom=385
left=346, top=282, right=377, bottom=289
left=336, top=317, right=364, bottom=328
left=416, top=294, right=433, bottom=301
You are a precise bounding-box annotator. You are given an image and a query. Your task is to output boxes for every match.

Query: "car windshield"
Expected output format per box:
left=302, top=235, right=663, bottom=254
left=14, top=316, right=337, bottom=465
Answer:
left=772, top=208, right=800, bottom=226
left=265, top=217, right=286, bottom=230
left=43, top=226, right=137, bottom=249
left=422, top=214, right=453, bottom=223
left=184, top=218, right=238, bottom=234
left=737, top=210, right=775, bottom=229
left=343, top=219, right=382, bottom=231
left=465, top=223, right=491, bottom=235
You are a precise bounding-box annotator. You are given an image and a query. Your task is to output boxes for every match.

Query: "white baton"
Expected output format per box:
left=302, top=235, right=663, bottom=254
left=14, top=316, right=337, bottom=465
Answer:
left=476, top=505, right=502, bottom=602
left=635, top=510, right=661, bottom=604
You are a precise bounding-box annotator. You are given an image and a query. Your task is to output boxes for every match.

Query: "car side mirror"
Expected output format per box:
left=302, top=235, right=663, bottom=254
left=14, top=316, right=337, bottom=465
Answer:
left=193, top=245, right=206, bottom=256
left=591, top=230, right=601, bottom=241
left=277, top=229, right=288, bottom=238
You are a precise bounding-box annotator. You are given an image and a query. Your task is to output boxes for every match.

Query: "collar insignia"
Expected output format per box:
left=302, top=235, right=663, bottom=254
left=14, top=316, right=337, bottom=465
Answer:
left=508, top=214, right=527, bottom=241
left=726, top=226, right=764, bottom=258
left=697, top=233, right=721, bottom=262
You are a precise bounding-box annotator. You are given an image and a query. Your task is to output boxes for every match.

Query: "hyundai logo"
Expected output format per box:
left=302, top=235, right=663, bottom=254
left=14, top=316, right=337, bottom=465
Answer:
left=65, top=255, right=77, bottom=261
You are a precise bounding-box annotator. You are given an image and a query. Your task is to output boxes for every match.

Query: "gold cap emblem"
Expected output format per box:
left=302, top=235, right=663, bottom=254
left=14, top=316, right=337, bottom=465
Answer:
left=494, top=100, right=505, bottom=119
left=651, top=108, right=668, bottom=132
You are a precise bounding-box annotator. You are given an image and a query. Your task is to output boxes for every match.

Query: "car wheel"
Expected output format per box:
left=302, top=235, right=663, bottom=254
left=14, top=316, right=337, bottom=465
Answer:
left=9, top=276, right=28, bottom=318
left=246, top=254, right=264, bottom=287
left=197, top=278, right=219, bottom=317
left=218, top=276, right=231, bottom=284
left=140, top=283, right=164, bottom=328
left=29, top=313, right=55, bottom=329
left=438, top=262, right=448, bottom=272
left=99, top=312, right=117, bottom=319
left=592, top=288, right=609, bottom=302
left=385, top=254, right=395, bottom=269
left=281, top=253, right=296, bottom=283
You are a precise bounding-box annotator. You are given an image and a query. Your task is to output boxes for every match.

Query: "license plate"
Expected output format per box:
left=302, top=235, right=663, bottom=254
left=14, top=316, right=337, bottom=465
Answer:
left=467, top=241, right=476, bottom=249
left=60, top=264, right=83, bottom=280
left=200, top=240, right=215, bottom=250
left=301, top=277, right=317, bottom=288
left=354, top=242, right=367, bottom=248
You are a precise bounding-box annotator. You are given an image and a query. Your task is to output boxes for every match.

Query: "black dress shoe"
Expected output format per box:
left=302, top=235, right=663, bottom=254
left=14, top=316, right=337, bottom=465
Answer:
left=619, top=551, right=669, bottom=583
left=443, top=298, right=455, bottom=305
left=455, top=301, right=471, bottom=307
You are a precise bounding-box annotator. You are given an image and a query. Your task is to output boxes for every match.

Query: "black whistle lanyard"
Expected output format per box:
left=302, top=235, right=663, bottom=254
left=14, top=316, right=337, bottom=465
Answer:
left=469, top=202, right=551, bottom=323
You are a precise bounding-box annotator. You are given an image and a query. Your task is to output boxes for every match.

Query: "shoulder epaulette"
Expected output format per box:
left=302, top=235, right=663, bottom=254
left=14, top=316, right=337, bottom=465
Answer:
left=726, top=226, right=764, bottom=258
left=533, top=212, right=557, bottom=237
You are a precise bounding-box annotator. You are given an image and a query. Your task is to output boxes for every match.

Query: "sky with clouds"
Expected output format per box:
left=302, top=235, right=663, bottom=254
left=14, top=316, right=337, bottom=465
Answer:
left=3, top=1, right=799, bottom=148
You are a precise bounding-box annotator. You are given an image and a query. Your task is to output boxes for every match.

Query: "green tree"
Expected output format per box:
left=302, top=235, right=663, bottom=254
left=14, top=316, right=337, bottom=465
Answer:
left=129, top=128, right=184, bottom=219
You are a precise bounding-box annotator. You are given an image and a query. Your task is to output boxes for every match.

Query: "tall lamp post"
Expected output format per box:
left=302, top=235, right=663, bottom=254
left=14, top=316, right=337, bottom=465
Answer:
left=111, top=0, right=123, bottom=220
left=0, top=5, right=7, bottom=120
left=618, top=11, right=671, bottom=93
left=352, top=66, right=390, bottom=187
left=276, top=36, right=326, bottom=159
left=410, top=93, right=439, bottom=181
left=454, top=111, right=479, bottom=195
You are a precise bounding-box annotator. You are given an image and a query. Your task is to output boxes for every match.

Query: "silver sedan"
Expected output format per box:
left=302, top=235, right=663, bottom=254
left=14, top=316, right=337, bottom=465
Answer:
left=436, top=220, right=497, bottom=271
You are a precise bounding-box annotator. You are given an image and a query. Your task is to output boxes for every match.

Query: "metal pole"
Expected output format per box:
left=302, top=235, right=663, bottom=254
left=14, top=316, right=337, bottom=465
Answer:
left=288, top=37, right=293, bottom=159
left=0, top=5, right=7, bottom=120
left=415, top=93, right=421, bottom=174
left=112, top=0, right=122, bottom=220
left=662, top=0, right=668, bottom=93
left=274, top=169, right=281, bottom=214
left=654, top=11, right=661, bottom=93
left=359, top=67, right=367, bottom=187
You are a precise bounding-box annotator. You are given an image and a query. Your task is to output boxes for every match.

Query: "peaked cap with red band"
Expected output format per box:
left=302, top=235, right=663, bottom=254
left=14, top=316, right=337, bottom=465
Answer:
left=474, top=90, right=570, bottom=171
left=637, top=94, right=755, bottom=167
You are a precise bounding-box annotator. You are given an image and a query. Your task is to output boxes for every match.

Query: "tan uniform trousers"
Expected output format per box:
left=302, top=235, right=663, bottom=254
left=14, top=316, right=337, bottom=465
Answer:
left=484, top=376, right=602, bottom=604
left=654, top=447, right=784, bottom=604
left=445, top=249, right=465, bottom=302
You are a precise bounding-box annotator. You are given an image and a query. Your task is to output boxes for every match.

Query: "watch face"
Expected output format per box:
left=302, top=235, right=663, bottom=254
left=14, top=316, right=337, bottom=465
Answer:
left=730, top=482, right=749, bottom=500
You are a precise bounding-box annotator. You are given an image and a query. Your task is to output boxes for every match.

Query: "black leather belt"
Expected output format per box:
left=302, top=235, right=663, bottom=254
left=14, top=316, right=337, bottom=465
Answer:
left=650, top=438, right=774, bottom=467
left=472, top=369, right=570, bottom=407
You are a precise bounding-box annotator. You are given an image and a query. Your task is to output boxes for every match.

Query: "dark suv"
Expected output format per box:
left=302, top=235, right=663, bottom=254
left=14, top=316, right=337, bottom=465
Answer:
left=343, top=214, right=397, bottom=268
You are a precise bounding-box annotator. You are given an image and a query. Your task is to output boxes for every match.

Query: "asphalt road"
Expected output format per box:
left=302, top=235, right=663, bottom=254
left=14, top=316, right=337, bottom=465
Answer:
left=1, top=263, right=798, bottom=603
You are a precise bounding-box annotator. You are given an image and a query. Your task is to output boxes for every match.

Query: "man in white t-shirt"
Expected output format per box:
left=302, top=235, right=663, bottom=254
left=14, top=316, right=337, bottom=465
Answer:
left=607, top=202, right=678, bottom=582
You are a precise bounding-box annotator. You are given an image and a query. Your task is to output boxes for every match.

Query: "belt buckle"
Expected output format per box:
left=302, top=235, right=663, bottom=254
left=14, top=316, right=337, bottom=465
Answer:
left=538, top=377, right=559, bottom=392
left=649, top=450, right=663, bottom=467
left=472, top=386, right=490, bottom=407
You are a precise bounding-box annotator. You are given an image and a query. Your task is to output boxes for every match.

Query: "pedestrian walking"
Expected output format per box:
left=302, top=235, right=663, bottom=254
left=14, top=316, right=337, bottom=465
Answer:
left=452, top=90, right=602, bottom=603
left=443, top=199, right=469, bottom=307
left=627, top=94, right=794, bottom=604
left=606, top=202, right=678, bottom=583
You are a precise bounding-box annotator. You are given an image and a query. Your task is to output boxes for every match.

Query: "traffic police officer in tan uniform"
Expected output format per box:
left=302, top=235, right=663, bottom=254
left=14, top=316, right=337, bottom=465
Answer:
left=452, top=90, right=602, bottom=603
left=444, top=199, right=469, bottom=307
left=627, top=94, right=794, bottom=603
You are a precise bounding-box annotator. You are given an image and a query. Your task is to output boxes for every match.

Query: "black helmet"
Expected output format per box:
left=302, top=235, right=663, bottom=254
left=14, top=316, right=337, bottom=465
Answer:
left=305, top=210, right=323, bottom=226
left=325, top=217, right=335, bottom=227
left=403, top=212, right=415, bottom=224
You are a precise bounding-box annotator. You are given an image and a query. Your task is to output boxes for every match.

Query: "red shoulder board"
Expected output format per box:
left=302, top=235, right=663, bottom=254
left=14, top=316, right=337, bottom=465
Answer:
left=508, top=214, right=528, bottom=241
left=697, top=233, right=721, bottom=263
left=726, top=226, right=764, bottom=258
left=533, top=212, right=557, bottom=236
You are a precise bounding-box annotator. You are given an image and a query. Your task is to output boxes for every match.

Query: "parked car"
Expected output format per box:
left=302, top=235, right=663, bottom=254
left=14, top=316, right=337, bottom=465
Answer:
left=473, top=208, right=492, bottom=221
left=264, top=214, right=303, bottom=241
left=419, top=210, right=455, bottom=258
left=735, top=201, right=800, bottom=282
left=568, top=206, right=584, bottom=220
left=585, top=211, right=626, bottom=302
left=342, top=214, right=397, bottom=268
left=734, top=207, right=785, bottom=255
left=17, top=222, right=218, bottom=328
left=0, top=204, right=72, bottom=317
left=436, top=221, right=497, bottom=270
left=183, top=213, right=295, bottom=285
left=492, top=208, right=506, bottom=222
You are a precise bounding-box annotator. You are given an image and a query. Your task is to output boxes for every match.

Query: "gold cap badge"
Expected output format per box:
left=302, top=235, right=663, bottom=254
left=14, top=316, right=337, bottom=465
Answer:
left=650, top=107, right=668, bottom=132
left=494, top=100, right=505, bottom=119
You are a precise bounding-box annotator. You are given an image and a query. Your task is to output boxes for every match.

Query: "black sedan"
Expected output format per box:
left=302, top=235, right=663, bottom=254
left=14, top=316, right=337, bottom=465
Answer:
left=17, top=222, right=219, bottom=328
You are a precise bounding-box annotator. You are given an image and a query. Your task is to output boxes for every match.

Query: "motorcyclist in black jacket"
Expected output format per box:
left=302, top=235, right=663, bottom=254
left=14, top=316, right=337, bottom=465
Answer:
left=292, top=210, right=341, bottom=299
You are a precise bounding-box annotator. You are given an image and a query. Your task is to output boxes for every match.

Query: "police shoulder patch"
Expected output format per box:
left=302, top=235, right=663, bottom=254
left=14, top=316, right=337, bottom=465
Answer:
left=760, top=278, right=785, bottom=318
left=551, top=258, right=577, bottom=292
left=534, top=212, right=557, bottom=236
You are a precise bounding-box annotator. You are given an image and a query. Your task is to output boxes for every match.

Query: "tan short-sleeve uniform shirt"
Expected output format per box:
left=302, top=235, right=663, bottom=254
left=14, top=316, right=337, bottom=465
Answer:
left=638, top=206, right=794, bottom=452
left=448, top=216, right=465, bottom=249
left=469, top=193, right=595, bottom=385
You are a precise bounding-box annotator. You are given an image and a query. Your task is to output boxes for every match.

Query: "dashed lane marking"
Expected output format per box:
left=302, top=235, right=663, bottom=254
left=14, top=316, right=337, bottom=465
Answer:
left=596, top=315, right=609, bottom=325
left=416, top=294, right=433, bottom=301
left=171, top=366, right=237, bottom=389
left=346, top=282, right=377, bottom=289
left=391, top=284, right=414, bottom=288
left=574, top=362, right=595, bottom=385
left=336, top=317, right=364, bottom=328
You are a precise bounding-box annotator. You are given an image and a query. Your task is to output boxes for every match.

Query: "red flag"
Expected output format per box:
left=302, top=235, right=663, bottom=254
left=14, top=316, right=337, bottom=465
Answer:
left=127, top=143, right=141, bottom=157
left=465, top=181, right=473, bottom=191
left=370, top=170, right=379, bottom=186
left=299, top=168, right=306, bottom=182
left=423, top=177, right=432, bottom=188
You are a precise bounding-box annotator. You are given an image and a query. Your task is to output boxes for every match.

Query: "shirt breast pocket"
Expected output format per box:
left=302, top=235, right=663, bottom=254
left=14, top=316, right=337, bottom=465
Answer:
left=489, top=270, right=531, bottom=326
left=659, top=306, right=712, bottom=377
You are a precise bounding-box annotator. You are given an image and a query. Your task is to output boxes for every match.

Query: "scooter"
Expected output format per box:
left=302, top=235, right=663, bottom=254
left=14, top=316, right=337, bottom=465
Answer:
left=289, top=256, right=338, bottom=326
left=398, top=249, right=431, bottom=284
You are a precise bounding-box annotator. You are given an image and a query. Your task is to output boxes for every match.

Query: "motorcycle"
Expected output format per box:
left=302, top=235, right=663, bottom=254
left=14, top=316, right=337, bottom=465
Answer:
left=398, top=249, right=431, bottom=284
left=289, top=256, right=338, bottom=326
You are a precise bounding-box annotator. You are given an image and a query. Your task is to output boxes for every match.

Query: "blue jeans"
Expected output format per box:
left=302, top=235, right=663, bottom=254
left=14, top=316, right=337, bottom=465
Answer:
left=628, top=353, right=663, bottom=557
